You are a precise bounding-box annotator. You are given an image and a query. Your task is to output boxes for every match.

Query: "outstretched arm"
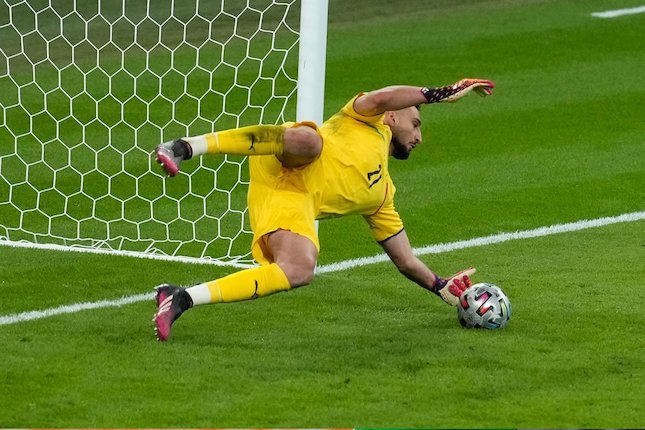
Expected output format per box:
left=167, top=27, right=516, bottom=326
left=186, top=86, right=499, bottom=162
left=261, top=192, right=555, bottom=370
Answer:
left=353, top=79, right=495, bottom=116
left=379, top=229, right=475, bottom=306
left=354, top=86, right=428, bottom=117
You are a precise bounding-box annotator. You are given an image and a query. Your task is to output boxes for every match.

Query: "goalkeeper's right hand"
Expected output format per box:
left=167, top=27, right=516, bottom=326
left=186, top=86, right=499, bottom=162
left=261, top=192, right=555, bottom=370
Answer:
left=154, top=138, right=192, bottom=177
left=421, top=79, right=495, bottom=104
left=432, top=267, right=476, bottom=306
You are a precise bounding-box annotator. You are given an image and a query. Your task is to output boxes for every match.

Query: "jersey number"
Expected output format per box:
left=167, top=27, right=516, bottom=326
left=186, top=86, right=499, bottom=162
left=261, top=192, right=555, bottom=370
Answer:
left=367, top=164, right=382, bottom=188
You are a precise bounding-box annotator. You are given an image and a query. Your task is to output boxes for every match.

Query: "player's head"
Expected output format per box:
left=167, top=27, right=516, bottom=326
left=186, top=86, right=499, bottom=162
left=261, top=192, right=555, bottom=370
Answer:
left=384, top=106, right=422, bottom=160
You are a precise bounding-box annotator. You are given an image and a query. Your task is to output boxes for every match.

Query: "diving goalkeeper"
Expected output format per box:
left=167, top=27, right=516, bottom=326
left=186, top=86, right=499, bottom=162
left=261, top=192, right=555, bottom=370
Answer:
left=153, top=78, right=495, bottom=341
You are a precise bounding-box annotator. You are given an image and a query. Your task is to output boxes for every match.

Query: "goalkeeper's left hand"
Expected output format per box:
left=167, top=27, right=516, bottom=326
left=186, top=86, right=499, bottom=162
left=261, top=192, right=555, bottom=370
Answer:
left=432, top=267, right=476, bottom=306
left=421, top=79, right=495, bottom=104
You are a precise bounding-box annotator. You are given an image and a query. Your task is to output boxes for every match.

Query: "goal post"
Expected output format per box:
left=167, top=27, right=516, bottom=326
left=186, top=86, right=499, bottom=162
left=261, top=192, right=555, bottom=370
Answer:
left=0, top=0, right=329, bottom=266
left=297, top=0, right=328, bottom=125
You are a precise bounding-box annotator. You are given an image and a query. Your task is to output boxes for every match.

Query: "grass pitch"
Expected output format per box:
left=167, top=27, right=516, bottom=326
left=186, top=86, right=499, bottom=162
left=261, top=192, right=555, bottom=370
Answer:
left=1, top=0, right=644, bottom=427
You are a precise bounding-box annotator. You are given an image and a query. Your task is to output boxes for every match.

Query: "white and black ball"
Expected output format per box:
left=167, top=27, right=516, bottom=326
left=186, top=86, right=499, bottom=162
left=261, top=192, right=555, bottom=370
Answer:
left=458, top=283, right=511, bottom=329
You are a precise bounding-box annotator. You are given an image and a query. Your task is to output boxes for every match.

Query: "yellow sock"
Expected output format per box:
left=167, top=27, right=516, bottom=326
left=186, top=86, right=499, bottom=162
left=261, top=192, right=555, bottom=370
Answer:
left=185, top=125, right=286, bottom=156
left=202, top=263, right=291, bottom=303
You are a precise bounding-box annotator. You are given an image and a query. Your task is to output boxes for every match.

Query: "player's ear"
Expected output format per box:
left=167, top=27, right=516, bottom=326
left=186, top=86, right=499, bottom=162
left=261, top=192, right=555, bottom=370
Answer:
left=384, top=111, right=396, bottom=125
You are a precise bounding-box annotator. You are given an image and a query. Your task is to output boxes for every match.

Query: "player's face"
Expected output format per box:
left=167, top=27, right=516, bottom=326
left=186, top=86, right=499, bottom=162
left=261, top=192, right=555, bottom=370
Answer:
left=388, top=107, right=422, bottom=160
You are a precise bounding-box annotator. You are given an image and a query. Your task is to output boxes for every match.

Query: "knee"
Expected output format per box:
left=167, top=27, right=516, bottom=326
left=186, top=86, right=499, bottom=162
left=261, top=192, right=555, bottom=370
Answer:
left=278, top=256, right=316, bottom=288
left=284, top=126, right=322, bottom=159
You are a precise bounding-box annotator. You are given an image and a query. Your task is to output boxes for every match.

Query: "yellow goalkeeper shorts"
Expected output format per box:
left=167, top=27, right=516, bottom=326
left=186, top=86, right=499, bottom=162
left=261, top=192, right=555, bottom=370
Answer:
left=247, top=121, right=323, bottom=265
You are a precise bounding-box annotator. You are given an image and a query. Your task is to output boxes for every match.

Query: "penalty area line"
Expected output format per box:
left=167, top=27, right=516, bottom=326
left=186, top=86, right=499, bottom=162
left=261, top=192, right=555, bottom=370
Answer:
left=316, top=211, right=645, bottom=273
left=1, top=210, right=644, bottom=326
left=0, top=292, right=155, bottom=327
left=591, top=5, right=645, bottom=18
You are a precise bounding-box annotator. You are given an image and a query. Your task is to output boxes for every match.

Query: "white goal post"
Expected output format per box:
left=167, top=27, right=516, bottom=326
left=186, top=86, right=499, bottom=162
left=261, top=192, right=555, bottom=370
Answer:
left=0, top=0, right=328, bottom=266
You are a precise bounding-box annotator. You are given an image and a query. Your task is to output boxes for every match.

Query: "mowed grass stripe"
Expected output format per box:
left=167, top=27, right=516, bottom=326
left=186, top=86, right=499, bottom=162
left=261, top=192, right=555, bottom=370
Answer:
left=2, top=210, right=643, bottom=326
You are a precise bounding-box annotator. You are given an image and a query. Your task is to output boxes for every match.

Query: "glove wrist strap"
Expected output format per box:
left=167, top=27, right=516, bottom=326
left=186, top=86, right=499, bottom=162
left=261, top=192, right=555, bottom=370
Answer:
left=420, top=86, right=454, bottom=104
left=432, top=275, right=446, bottom=293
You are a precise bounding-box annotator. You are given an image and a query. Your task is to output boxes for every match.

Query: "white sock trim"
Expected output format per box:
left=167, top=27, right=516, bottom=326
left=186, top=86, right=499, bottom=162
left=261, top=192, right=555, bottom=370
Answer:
left=186, top=283, right=212, bottom=306
left=184, top=135, right=209, bottom=157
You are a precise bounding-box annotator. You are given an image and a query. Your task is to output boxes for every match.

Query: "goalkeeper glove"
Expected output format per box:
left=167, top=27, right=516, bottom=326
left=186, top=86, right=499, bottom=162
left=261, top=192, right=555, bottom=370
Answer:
left=421, top=79, right=495, bottom=104
left=432, top=267, right=476, bottom=306
left=155, top=138, right=192, bottom=177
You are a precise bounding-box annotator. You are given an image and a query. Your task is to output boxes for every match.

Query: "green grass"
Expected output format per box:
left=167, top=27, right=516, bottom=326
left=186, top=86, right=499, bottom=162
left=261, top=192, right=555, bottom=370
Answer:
left=1, top=0, right=645, bottom=427
left=1, top=221, right=643, bottom=427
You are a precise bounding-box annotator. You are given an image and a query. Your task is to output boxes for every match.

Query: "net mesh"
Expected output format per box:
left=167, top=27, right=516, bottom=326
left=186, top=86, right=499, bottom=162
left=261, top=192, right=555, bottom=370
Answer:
left=0, top=0, right=300, bottom=264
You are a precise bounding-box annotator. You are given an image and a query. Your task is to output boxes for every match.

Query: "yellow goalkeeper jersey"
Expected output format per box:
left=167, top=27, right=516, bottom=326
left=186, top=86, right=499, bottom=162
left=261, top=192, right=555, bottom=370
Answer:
left=248, top=94, right=403, bottom=264
left=316, top=95, right=403, bottom=241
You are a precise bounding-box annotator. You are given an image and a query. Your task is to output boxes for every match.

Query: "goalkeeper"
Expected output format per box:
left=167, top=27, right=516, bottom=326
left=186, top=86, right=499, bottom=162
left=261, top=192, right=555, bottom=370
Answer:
left=153, top=79, right=495, bottom=341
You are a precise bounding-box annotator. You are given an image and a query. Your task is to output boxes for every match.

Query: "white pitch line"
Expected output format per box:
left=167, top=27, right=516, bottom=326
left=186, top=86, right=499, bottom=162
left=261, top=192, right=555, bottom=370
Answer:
left=317, top=211, right=645, bottom=273
left=1, top=211, right=644, bottom=326
left=0, top=293, right=154, bottom=326
left=591, top=5, right=645, bottom=18
left=0, top=239, right=254, bottom=269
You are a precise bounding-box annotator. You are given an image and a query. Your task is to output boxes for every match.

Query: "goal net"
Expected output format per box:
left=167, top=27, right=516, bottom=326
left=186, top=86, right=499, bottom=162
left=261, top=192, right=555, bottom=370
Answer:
left=0, top=0, right=321, bottom=266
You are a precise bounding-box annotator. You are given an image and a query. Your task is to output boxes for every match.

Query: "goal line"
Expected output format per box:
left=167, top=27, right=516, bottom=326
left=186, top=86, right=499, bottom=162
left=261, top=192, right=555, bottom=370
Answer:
left=1, top=210, right=643, bottom=326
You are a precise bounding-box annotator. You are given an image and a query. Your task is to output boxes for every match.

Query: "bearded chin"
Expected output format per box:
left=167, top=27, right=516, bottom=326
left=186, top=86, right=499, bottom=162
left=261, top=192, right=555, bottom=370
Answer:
left=392, top=140, right=410, bottom=160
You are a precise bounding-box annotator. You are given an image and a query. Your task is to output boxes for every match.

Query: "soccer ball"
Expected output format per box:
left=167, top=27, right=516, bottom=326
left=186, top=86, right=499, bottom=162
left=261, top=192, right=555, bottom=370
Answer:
left=457, top=283, right=511, bottom=329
